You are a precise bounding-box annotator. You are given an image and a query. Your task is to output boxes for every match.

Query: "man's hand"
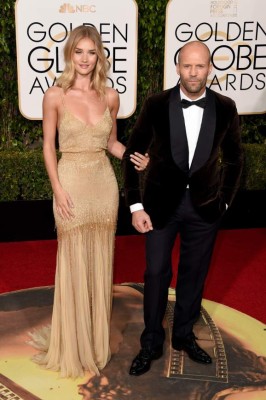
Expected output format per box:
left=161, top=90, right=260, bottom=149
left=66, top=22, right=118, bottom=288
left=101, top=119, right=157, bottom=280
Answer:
left=132, top=210, right=153, bottom=233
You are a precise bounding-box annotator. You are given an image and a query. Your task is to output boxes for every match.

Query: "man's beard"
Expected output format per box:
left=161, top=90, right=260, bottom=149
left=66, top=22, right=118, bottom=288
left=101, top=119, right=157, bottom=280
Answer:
left=181, top=78, right=207, bottom=94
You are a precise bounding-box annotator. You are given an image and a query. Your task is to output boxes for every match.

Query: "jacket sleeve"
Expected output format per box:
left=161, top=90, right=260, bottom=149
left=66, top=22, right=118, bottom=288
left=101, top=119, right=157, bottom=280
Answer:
left=220, top=102, right=244, bottom=206
left=122, top=97, right=154, bottom=206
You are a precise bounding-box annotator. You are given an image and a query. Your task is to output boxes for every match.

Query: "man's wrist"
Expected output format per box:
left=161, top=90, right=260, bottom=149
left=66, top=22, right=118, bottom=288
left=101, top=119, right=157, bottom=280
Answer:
left=130, top=203, right=144, bottom=213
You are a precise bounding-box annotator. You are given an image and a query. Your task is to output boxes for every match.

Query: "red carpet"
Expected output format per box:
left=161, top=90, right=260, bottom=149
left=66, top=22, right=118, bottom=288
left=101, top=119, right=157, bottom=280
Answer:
left=0, top=228, right=265, bottom=323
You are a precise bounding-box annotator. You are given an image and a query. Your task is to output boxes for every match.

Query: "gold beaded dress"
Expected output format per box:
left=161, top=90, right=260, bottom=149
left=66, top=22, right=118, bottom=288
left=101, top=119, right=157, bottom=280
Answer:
left=30, top=95, right=119, bottom=378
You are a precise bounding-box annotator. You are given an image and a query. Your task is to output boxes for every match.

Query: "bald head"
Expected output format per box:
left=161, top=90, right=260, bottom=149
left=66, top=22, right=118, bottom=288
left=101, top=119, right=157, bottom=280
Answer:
left=178, top=41, right=211, bottom=65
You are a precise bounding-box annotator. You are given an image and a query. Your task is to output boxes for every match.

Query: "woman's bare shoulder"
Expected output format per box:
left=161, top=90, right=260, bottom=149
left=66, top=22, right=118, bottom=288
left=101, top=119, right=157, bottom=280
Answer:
left=105, top=87, right=119, bottom=108
left=44, top=85, right=62, bottom=100
left=106, top=87, right=119, bottom=99
left=43, top=86, right=63, bottom=107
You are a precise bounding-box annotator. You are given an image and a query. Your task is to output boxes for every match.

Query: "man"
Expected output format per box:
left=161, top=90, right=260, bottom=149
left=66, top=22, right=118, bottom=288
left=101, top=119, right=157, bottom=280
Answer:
left=122, top=41, right=243, bottom=376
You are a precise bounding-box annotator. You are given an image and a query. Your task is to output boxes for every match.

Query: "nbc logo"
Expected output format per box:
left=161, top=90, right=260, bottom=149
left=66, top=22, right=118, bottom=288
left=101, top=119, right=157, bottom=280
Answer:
left=59, top=3, right=75, bottom=12
left=59, top=3, right=96, bottom=13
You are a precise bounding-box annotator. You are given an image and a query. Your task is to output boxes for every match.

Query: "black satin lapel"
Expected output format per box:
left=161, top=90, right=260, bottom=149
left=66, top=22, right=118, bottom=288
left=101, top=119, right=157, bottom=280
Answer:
left=189, top=89, right=216, bottom=175
left=169, top=86, right=189, bottom=173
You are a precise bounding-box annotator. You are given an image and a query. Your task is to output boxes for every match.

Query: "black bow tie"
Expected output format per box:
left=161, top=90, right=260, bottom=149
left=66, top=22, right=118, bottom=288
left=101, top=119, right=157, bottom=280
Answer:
left=180, top=98, right=206, bottom=109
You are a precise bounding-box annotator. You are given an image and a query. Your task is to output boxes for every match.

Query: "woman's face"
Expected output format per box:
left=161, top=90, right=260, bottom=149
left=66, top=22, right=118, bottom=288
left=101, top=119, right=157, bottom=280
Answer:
left=72, top=37, right=98, bottom=77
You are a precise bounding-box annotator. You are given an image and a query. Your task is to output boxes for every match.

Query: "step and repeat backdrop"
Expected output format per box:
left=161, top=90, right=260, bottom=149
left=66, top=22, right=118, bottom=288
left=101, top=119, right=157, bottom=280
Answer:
left=15, top=0, right=138, bottom=119
left=164, top=0, right=266, bottom=114
left=15, top=0, right=266, bottom=119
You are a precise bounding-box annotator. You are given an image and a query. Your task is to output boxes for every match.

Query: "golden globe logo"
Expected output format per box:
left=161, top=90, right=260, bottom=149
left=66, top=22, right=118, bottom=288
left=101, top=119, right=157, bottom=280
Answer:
left=59, top=3, right=96, bottom=13
left=210, top=0, right=237, bottom=18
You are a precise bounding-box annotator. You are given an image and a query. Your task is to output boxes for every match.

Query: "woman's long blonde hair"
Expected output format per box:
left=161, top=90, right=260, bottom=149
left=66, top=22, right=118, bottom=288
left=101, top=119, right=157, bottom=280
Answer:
left=56, top=25, right=109, bottom=96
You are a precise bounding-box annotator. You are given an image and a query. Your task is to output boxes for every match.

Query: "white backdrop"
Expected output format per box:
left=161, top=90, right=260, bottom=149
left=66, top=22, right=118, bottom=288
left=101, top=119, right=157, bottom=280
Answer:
left=15, top=0, right=138, bottom=119
left=164, top=0, right=266, bottom=114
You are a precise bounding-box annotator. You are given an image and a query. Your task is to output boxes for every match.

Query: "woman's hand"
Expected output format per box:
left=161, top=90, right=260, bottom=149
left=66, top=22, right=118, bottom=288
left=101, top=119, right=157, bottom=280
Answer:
left=54, top=187, right=75, bottom=220
left=130, top=152, right=150, bottom=171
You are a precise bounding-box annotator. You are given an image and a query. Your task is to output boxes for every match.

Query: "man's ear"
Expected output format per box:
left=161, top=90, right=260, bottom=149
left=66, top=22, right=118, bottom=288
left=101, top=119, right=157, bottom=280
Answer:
left=208, top=63, right=213, bottom=76
left=176, top=63, right=180, bottom=76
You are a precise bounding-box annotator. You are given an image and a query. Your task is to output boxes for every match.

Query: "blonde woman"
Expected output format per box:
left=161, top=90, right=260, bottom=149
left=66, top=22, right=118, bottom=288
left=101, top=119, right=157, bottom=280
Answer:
left=29, top=25, right=148, bottom=378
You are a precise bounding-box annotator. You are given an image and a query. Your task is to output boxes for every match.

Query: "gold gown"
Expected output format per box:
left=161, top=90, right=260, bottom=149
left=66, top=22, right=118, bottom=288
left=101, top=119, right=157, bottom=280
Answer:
left=30, top=99, right=119, bottom=378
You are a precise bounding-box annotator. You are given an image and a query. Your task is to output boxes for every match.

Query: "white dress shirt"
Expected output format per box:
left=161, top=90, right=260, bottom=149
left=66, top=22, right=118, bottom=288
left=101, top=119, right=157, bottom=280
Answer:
left=180, top=89, right=205, bottom=168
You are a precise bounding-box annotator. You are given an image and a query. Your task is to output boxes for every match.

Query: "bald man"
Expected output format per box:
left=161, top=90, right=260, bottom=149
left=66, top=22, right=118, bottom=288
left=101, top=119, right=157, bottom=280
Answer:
left=123, top=41, right=243, bottom=376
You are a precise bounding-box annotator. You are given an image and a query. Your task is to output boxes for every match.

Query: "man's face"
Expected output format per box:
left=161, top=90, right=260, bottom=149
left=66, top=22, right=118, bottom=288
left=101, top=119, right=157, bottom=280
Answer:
left=176, top=43, right=212, bottom=99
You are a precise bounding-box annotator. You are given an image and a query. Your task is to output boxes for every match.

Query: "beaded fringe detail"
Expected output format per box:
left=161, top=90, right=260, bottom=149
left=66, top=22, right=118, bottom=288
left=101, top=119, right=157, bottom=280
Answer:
left=28, top=224, right=115, bottom=378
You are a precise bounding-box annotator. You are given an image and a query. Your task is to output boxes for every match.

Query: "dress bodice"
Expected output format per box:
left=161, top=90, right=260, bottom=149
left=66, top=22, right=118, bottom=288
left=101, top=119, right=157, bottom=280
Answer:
left=58, top=107, right=113, bottom=153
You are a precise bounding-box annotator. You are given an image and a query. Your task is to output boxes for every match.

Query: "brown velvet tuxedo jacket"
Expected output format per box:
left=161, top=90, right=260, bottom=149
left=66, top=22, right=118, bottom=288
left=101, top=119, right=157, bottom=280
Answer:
left=123, top=85, right=243, bottom=229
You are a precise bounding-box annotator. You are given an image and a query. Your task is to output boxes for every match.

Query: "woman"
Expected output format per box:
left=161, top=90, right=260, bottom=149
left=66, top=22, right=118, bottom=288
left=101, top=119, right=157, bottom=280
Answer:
left=29, top=25, right=148, bottom=378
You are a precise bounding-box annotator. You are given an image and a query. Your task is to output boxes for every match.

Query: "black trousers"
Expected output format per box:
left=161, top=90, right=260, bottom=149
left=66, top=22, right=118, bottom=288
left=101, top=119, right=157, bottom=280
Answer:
left=140, top=190, right=221, bottom=349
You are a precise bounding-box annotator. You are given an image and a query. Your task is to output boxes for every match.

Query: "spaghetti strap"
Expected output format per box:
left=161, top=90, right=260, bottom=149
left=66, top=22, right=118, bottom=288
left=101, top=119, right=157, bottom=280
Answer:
left=58, top=89, right=67, bottom=129
left=104, top=89, right=112, bottom=114
left=60, top=89, right=66, bottom=109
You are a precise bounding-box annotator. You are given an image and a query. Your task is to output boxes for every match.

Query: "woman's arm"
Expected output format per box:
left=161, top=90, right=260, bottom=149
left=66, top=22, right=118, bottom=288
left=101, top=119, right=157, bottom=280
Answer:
left=106, top=88, right=149, bottom=170
left=42, top=87, right=74, bottom=219
left=106, top=88, right=125, bottom=160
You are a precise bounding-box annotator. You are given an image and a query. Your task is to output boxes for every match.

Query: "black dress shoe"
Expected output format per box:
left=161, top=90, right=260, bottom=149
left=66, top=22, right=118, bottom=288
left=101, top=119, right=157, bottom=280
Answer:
left=129, top=346, right=163, bottom=376
left=172, top=333, right=212, bottom=364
